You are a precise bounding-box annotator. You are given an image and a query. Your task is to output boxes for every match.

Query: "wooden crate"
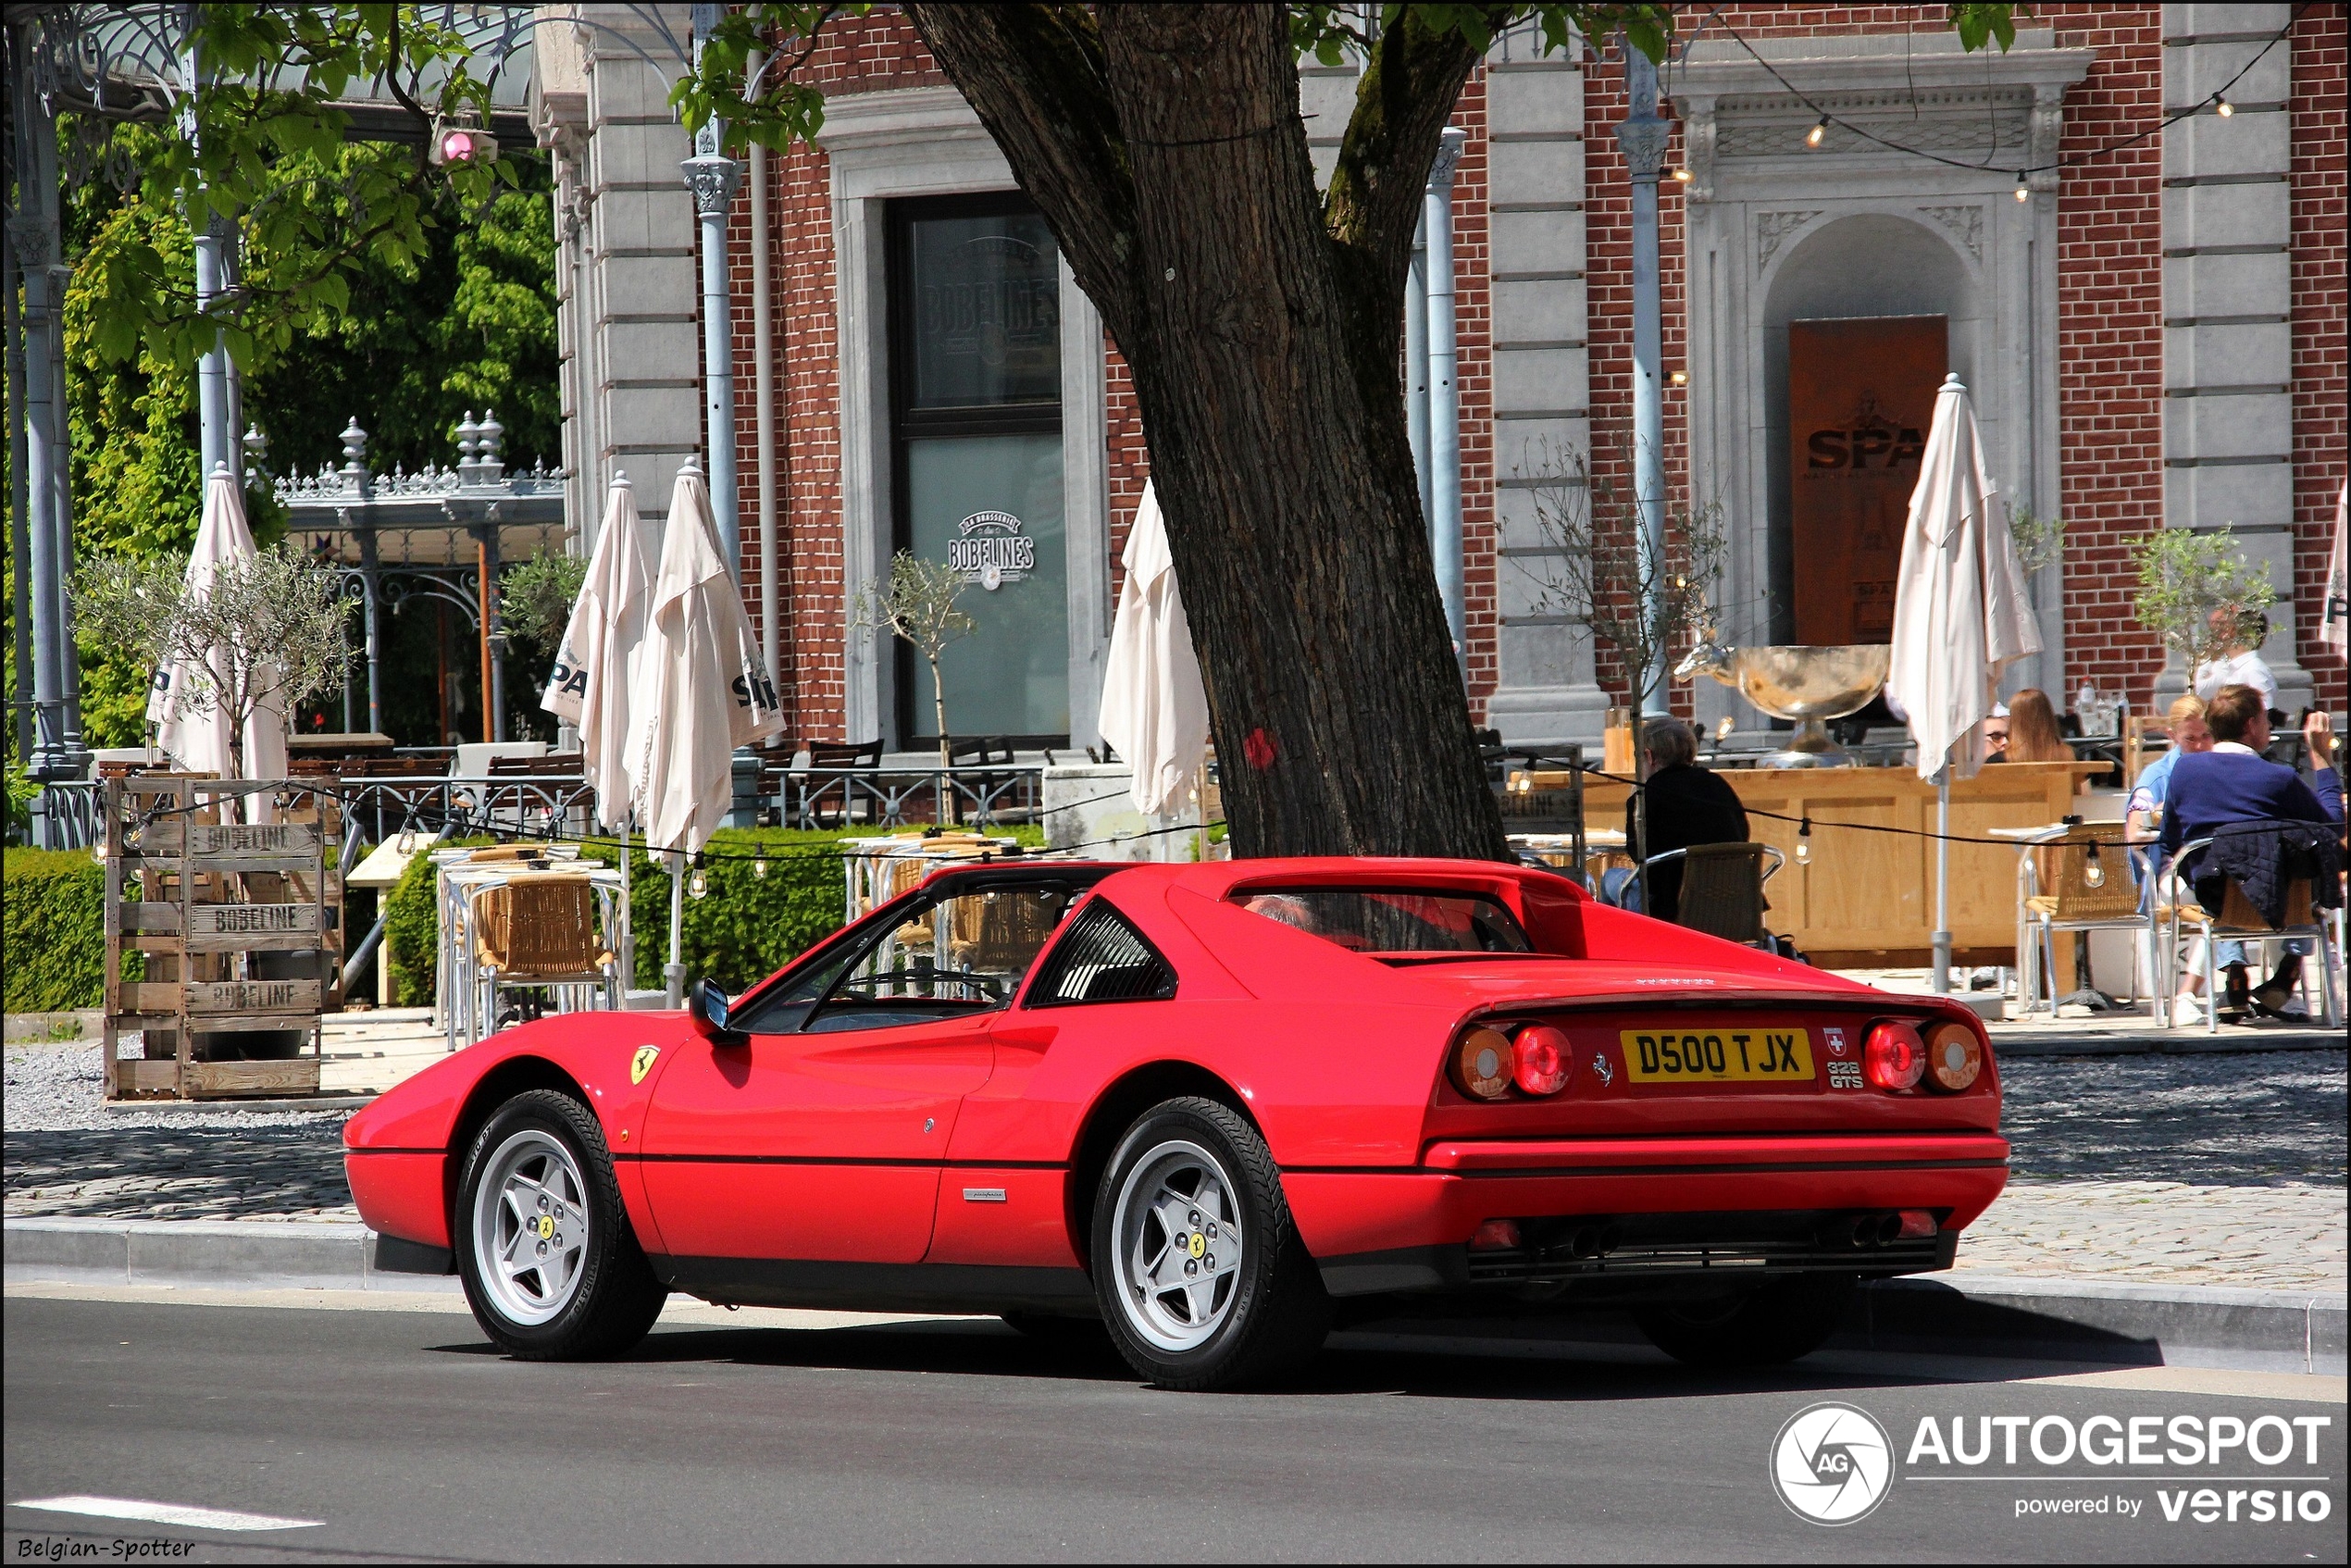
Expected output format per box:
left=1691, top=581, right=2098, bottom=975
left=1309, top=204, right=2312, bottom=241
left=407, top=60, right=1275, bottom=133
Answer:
left=102, top=776, right=344, bottom=1101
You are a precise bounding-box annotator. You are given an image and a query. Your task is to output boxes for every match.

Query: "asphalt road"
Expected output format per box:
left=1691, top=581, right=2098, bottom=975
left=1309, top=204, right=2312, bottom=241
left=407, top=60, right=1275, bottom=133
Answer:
left=5, top=1290, right=2343, bottom=1563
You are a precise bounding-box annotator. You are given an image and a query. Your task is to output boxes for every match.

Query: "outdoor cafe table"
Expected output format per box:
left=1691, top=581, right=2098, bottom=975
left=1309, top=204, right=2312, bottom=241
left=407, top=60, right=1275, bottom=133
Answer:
left=1575, top=761, right=2105, bottom=966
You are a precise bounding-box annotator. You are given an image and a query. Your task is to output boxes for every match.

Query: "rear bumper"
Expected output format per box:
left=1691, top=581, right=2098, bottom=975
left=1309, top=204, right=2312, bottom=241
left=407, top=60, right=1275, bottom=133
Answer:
left=1285, top=1132, right=2008, bottom=1298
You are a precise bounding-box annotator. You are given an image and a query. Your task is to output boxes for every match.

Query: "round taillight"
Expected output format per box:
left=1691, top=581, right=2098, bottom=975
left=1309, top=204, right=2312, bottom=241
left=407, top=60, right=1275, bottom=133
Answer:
left=1925, top=1021, right=1983, bottom=1092
left=1512, top=1025, right=1572, bottom=1096
left=1453, top=1027, right=1514, bottom=1100
left=1863, top=1021, right=1926, bottom=1091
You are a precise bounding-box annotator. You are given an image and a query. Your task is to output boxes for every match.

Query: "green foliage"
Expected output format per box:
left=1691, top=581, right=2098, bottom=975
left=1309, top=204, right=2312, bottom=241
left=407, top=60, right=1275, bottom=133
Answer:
left=2132, top=529, right=2278, bottom=672
left=65, top=5, right=514, bottom=372
left=2, top=849, right=138, bottom=1011
left=501, top=549, right=590, bottom=658
left=1947, top=3, right=2021, bottom=54
left=2006, top=502, right=2066, bottom=578
left=380, top=828, right=1047, bottom=1005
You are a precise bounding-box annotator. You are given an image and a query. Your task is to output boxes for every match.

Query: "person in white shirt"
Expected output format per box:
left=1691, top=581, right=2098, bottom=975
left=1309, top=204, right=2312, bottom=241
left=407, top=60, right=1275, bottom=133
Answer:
left=2191, top=610, right=2279, bottom=708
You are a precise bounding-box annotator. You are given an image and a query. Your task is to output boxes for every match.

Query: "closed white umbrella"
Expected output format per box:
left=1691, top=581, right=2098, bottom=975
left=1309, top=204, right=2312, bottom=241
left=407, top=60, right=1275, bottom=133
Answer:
left=1887, top=373, right=2043, bottom=992
left=541, top=473, right=653, bottom=833
left=2324, top=479, right=2347, bottom=656
left=150, top=463, right=288, bottom=818
left=1098, top=479, right=1210, bottom=822
left=630, top=460, right=785, bottom=1002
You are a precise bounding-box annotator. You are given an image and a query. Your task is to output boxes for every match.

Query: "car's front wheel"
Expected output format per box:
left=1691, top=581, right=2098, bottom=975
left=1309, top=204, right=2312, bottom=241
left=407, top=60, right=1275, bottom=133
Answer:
left=455, top=1089, right=666, bottom=1359
left=1090, top=1096, right=1330, bottom=1390
left=1631, top=1272, right=1855, bottom=1367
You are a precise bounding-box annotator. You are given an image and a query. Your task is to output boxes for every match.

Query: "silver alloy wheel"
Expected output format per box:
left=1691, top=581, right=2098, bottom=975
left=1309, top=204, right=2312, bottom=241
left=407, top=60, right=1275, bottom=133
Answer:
left=473, top=1128, right=591, bottom=1327
left=1110, top=1138, right=1247, bottom=1353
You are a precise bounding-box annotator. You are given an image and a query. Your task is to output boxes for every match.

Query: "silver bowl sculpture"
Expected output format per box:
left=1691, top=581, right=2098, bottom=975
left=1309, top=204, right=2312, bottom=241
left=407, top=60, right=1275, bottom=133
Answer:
left=1674, top=642, right=1893, bottom=768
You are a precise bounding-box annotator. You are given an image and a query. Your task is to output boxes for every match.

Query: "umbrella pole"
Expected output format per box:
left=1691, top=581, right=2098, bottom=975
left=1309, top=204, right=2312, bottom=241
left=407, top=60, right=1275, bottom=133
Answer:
left=1932, top=766, right=1953, bottom=993
left=665, top=848, right=686, bottom=1009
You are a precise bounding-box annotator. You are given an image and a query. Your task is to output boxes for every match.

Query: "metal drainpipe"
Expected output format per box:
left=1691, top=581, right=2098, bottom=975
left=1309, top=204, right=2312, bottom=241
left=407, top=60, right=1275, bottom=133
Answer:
left=1618, top=44, right=1671, bottom=718
left=1406, top=211, right=1431, bottom=530
left=749, top=46, right=779, bottom=694
left=6, top=205, right=31, bottom=767
left=14, top=23, right=70, bottom=796
left=1425, top=127, right=1467, bottom=668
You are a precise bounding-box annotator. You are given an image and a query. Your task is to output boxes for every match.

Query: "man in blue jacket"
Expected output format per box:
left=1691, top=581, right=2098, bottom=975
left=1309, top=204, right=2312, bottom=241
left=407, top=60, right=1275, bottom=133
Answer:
left=2158, top=684, right=2342, bottom=1023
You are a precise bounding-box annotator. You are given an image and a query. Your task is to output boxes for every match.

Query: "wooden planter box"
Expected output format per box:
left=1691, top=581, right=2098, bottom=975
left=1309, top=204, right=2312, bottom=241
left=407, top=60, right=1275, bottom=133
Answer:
left=103, top=776, right=343, bottom=1101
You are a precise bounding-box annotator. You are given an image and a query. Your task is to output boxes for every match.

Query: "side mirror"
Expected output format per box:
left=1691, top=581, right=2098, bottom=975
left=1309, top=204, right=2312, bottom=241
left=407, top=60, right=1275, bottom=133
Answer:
left=686, top=977, right=747, bottom=1046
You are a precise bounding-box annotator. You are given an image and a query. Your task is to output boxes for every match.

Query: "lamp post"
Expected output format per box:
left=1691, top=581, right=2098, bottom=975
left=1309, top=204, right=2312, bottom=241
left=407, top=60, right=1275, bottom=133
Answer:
left=685, top=2, right=740, bottom=575
left=1616, top=40, right=1671, bottom=719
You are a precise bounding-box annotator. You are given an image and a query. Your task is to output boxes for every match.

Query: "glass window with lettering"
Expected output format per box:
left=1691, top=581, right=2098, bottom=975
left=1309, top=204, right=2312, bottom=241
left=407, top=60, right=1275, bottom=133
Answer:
left=891, top=197, right=1070, bottom=744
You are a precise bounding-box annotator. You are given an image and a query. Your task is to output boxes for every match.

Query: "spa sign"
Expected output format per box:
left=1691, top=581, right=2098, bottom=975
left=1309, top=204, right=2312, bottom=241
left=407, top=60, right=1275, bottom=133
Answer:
left=1786, top=316, right=1947, bottom=645
left=949, top=510, right=1036, bottom=591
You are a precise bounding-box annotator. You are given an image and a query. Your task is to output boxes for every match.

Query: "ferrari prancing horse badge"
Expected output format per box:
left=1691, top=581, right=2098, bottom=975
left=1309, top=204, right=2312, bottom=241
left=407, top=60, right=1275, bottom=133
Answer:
left=630, top=1045, right=660, bottom=1085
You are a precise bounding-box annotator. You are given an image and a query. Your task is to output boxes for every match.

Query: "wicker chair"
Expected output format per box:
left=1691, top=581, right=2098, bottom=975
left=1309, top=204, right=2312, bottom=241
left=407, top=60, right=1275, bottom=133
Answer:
left=1636, top=842, right=1784, bottom=947
left=469, top=874, right=621, bottom=1038
left=2159, top=840, right=2342, bottom=1034
left=2013, top=825, right=2155, bottom=1018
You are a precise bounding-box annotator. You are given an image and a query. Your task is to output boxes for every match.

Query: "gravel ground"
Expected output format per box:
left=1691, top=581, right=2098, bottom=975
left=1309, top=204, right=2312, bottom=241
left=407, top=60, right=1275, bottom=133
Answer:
left=3, top=1039, right=353, bottom=1134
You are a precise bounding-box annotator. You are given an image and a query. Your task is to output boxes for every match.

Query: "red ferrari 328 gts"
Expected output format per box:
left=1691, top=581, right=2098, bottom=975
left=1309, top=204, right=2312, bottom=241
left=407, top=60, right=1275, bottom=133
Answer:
left=344, top=856, right=2005, bottom=1389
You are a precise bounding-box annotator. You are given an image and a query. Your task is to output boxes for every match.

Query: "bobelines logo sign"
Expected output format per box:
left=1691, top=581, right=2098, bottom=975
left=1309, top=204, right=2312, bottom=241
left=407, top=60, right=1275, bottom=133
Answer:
left=949, top=510, right=1035, bottom=591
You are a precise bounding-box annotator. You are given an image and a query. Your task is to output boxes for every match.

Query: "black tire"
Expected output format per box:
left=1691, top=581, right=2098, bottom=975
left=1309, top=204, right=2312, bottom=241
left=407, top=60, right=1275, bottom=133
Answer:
left=1089, top=1096, right=1330, bottom=1391
left=1631, top=1272, right=1855, bottom=1367
left=454, top=1089, right=667, bottom=1359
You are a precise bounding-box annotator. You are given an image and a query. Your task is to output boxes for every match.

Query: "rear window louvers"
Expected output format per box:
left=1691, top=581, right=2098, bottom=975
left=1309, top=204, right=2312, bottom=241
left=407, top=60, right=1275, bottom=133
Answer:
left=1026, top=899, right=1178, bottom=1007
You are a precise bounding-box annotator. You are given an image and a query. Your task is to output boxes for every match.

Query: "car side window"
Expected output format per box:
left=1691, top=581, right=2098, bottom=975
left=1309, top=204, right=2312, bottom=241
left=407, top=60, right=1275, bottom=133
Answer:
left=733, top=882, right=1081, bottom=1035
left=1022, top=898, right=1178, bottom=1008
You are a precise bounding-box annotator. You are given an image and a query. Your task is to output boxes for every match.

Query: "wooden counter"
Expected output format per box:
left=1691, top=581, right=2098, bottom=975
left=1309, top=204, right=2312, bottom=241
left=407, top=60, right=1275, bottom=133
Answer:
left=1581, top=761, right=2106, bottom=966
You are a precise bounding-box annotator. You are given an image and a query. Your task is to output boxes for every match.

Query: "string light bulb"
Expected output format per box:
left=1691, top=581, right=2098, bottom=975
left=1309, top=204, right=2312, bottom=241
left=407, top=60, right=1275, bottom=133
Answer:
left=2083, top=840, right=2105, bottom=889
left=1806, top=118, right=1828, bottom=148
left=2213, top=93, right=2233, bottom=118
left=1669, top=368, right=1688, bottom=387
left=1672, top=166, right=1693, bottom=182
left=689, top=868, right=709, bottom=899
left=2014, top=172, right=2031, bottom=203
left=1797, top=817, right=1813, bottom=865
left=753, top=857, right=768, bottom=880
left=397, top=828, right=417, bottom=855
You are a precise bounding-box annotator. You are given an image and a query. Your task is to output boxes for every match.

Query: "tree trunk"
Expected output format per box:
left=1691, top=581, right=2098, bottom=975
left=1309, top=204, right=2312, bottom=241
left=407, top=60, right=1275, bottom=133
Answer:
left=908, top=5, right=1511, bottom=862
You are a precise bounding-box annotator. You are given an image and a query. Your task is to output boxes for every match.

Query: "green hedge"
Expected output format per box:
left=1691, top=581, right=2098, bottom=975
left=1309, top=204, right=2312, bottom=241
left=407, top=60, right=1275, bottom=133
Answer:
left=381, top=827, right=1041, bottom=1005
left=3, top=848, right=138, bottom=1011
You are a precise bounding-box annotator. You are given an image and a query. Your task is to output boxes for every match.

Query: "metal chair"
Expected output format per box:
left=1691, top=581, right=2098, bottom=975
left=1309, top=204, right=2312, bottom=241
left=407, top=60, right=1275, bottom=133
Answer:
left=469, top=873, right=623, bottom=1040
left=2159, top=837, right=2343, bottom=1034
left=2013, top=825, right=2155, bottom=1018
left=1634, top=842, right=1785, bottom=947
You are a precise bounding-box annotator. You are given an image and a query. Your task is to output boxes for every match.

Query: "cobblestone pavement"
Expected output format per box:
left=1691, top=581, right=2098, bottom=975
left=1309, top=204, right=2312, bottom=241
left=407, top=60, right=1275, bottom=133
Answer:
left=6, top=1045, right=2344, bottom=1292
left=1955, top=1180, right=2345, bottom=1292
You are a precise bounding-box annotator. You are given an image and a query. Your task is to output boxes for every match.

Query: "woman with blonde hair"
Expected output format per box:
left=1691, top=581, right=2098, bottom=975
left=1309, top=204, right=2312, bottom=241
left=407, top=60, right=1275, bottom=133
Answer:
left=2002, top=688, right=2072, bottom=765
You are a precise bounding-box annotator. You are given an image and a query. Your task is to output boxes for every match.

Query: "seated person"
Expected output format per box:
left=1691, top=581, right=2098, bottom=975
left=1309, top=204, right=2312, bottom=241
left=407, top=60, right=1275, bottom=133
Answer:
left=2192, top=610, right=2280, bottom=710
left=1980, top=704, right=2011, bottom=761
left=2157, top=684, right=2343, bottom=1023
left=1614, top=717, right=1749, bottom=925
left=2127, top=694, right=2213, bottom=844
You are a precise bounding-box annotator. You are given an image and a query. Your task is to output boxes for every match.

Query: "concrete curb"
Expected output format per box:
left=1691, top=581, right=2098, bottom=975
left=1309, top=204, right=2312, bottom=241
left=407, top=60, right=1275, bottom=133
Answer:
left=97, top=1095, right=376, bottom=1114
left=4, top=1216, right=460, bottom=1295
left=7, top=1217, right=2337, bottom=1372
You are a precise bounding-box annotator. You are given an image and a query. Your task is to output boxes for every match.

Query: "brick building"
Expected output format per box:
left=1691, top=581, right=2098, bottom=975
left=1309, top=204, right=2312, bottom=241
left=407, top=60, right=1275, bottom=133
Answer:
left=537, top=3, right=2345, bottom=754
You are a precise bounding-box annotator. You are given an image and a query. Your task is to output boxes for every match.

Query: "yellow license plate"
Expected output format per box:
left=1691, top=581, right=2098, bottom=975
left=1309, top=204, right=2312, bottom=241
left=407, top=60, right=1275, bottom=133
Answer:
left=1621, top=1027, right=1815, bottom=1083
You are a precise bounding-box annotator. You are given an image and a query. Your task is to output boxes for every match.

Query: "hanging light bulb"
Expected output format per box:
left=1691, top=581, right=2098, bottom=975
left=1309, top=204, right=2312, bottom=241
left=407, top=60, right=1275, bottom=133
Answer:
left=2083, top=840, right=2106, bottom=889
left=1672, top=166, right=1693, bottom=183
left=753, top=857, right=768, bottom=880
left=2014, top=172, right=2032, bottom=203
left=690, top=868, right=709, bottom=900
left=2213, top=93, right=2233, bottom=118
left=397, top=828, right=417, bottom=856
left=1797, top=817, right=1813, bottom=865
left=1805, top=118, right=1828, bottom=148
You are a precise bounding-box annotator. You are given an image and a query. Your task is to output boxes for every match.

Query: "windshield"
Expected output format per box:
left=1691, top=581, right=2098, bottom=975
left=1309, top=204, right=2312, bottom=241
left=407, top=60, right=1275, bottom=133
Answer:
left=1229, top=887, right=1533, bottom=954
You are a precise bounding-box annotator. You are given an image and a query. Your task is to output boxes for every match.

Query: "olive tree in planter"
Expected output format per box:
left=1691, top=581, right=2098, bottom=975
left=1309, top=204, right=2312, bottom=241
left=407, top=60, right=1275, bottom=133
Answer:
left=852, top=550, right=976, bottom=771
left=2130, top=527, right=2276, bottom=674
left=72, top=544, right=354, bottom=778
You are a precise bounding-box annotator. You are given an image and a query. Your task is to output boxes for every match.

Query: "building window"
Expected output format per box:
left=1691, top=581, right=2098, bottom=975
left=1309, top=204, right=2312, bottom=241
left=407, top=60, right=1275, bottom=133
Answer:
left=889, top=194, right=1068, bottom=747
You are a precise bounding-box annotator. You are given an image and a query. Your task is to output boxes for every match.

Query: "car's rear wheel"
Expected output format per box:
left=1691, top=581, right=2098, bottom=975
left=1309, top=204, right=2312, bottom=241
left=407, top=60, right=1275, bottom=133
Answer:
left=1631, top=1272, right=1855, bottom=1367
left=1090, top=1096, right=1329, bottom=1390
left=455, top=1089, right=666, bottom=1359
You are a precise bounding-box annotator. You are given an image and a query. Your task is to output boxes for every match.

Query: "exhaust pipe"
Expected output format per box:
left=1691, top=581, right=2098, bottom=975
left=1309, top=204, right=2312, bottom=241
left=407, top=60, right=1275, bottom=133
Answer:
left=1824, top=1212, right=1904, bottom=1250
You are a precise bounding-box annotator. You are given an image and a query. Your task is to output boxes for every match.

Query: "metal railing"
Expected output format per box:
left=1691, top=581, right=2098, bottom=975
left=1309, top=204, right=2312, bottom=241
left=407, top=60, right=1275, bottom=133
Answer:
left=336, top=771, right=600, bottom=848
left=775, top=764, right=1046, bottom=832
left=27, top=780, right=100, bottom=849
